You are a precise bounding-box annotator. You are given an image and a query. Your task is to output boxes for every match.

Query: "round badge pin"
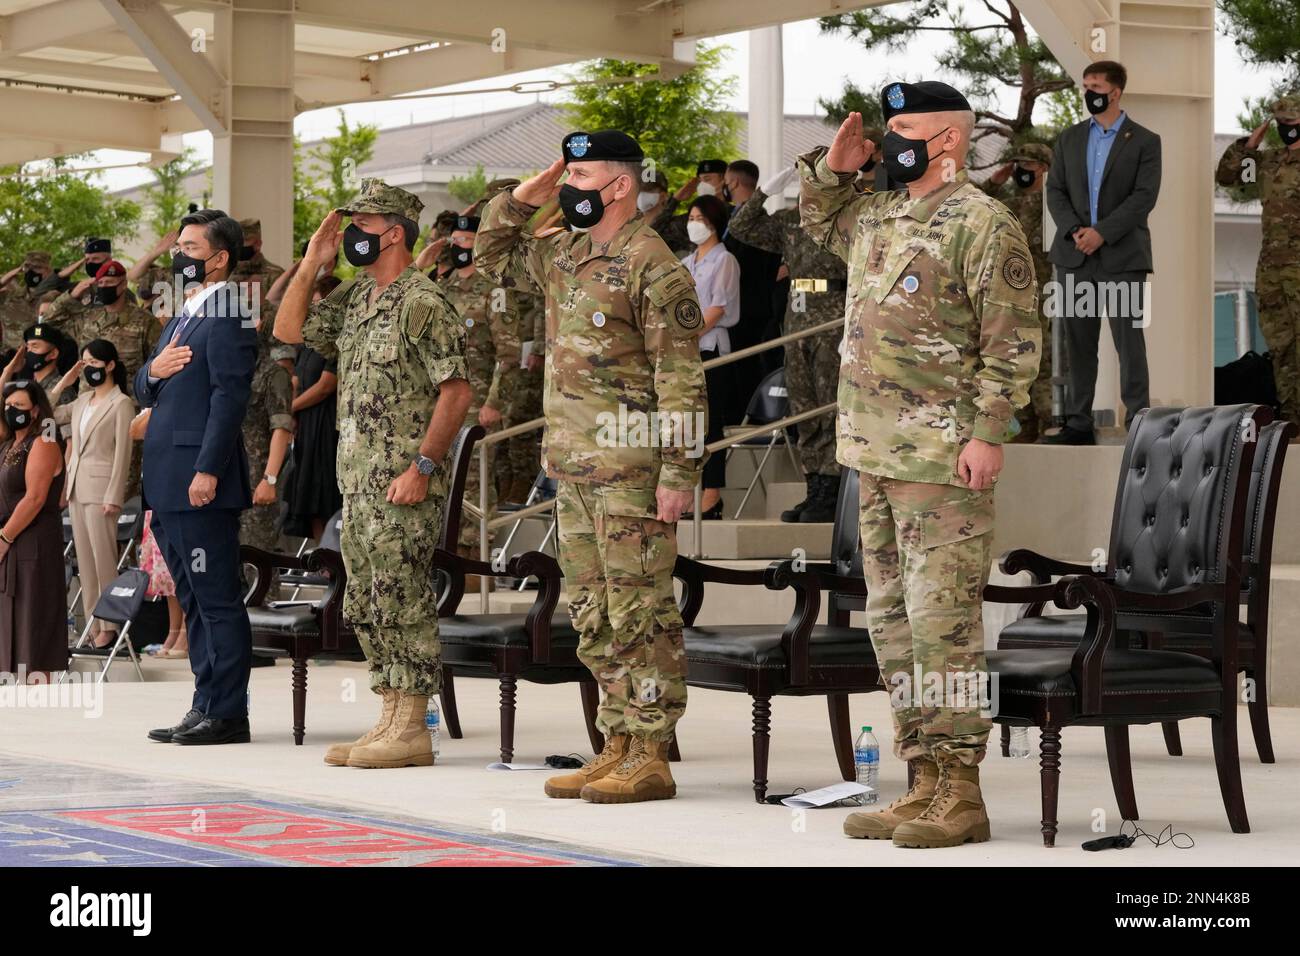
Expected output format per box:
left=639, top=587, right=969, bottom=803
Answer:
left=465, top=318, right=474, bottom=327
left=592, top=311, right=606, bottom=328
left=902, top=275, right=920, bottom=294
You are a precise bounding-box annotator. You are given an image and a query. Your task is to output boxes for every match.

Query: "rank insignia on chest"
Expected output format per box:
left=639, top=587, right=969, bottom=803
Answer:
left=555, top=255, right=576, bottom=274
left=674, top=299, right=702, bottom=331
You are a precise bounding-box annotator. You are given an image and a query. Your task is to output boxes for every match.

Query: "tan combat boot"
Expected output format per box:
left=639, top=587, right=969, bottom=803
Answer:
left=580, top=736, right=676, bottom=804
left=891, top=755, right=991, bottom=848
left=324, top=686, right=398, bottom=766
left=843, top=757, right=939, bottom=839
left=346, top=691, right=435, bottom=769
left=543, top=734, right=630, bottom=798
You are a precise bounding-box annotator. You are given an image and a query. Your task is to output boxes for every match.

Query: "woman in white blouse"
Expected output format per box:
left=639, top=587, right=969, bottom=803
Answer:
left=58, top=339, right=135, bottom=649
left=680, top=195, right=740, bottom=518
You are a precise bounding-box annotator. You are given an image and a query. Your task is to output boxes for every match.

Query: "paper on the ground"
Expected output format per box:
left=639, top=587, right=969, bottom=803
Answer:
left=780, top=781, right=871, bottom=808
left=486, top=761, right=551, bottom=771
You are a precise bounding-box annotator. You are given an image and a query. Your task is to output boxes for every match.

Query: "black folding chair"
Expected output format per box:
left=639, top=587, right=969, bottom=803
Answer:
left=62, top=568, right=151, bottom=684
left=728, top=366, right=801, bottom=518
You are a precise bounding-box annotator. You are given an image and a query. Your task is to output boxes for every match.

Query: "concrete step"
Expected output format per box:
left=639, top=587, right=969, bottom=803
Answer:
left=723, top=441, right=803, bottom=486
left=678, top=518, right=831, bottom=561
left=720, top=480, right=807, bottom=520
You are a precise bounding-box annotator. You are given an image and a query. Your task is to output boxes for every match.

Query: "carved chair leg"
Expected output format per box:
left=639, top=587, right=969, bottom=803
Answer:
left=1245, top=665, right=1275, bottom=764
left=1160, top=721, right=1183, bottom=757
left=578, top=681, right=604, bottom=754
left=1104, top=724, right=1139, bottom=821
left=1039, top=726, right=1062, bottom=847
left=498, top=675, right=518, bottom=764
left=439, top=665, right=463, bottom=739
left=291, top=657, right=307, bottom=746
left=1000, top=723, right=1011, bottom=758
left=827, top=694, right=854, bottom=781
left=751, top=696, right=772, bottom=804
left=1211, top=710, right=1250, bottom=833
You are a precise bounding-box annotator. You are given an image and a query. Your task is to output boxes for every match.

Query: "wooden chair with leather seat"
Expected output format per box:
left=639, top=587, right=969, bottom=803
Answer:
left=677, top=466, right=881, bottom=802
left=995, top=419, right=1293, bottom=765
left=242, top=424, right=484, bottom=744
left=978, top=404, right=1269, bottom=845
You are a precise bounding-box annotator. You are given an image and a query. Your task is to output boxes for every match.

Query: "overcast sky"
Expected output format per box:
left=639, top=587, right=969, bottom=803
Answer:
left=96, top=14, right=1288, bottom=192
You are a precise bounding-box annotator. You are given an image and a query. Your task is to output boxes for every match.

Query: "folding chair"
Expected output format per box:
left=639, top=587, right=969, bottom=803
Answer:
left=728, top=366, right=801, bottom=519
left=62, top=568, right=151, bottom=684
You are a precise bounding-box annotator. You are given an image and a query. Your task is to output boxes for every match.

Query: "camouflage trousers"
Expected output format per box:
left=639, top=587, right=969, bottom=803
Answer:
left=1258, top=267, right=1300, bottom=428
left=785, top=324, right=842, bottom=476
left=555, top=480, right=687, bottom=741
left=240, top=498, right=282, bottom=553
left=458, top=413, right=497, bottom=554
left=858, top=472, right=994, bottom=766
left=501, top=365, right=543, bottom=490
left=340, top=491, right=443, bottom=696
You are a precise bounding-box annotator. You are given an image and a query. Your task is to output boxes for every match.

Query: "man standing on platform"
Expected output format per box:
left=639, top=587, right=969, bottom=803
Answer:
left=800, top=82, right=1040, bottom=848
left=477, top=130, right=707, bottom=804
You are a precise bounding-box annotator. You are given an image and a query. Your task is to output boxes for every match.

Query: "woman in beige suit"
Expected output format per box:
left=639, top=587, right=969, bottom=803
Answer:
left=59, top=339, right=135, bottom=650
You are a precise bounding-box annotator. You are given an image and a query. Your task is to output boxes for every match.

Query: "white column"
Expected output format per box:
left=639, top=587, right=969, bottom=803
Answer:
left=209, top=0, right=296, bottom=268
left=748, top=25, right=784, bottom=209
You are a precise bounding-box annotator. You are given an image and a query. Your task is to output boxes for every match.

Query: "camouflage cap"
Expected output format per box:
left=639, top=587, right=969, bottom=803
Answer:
left=433, top=209, right=458, bottom=237
left=238, top=217, right=262, bottom=238
left=484, top=177, right=521, bottom=195
left=1003, top=142, right=1054, bottom=166
left=22, top=250, right=50, bottom=269
left=137, top=265, right=169, bottom=298
left=336, top=178, right=424, bottom=223
left=1272, top=93, right=1300, bottom=124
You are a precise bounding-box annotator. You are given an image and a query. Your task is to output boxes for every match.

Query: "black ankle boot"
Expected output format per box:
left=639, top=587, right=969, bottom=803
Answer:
left=782, top=476, right=817, bottom=523
left=799, top=473, right=839, bottom=522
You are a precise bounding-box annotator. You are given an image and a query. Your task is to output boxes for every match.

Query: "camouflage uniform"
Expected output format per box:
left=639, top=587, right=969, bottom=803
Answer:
left=799, top=146, right=1040, bottom=766
left=239, top=330, right=294, bottom=552
left=47, top=294, right=161, bottom=390
left=979, top=142, right=1057, bottom=440
left=302, top=181, right=468, bottom=697
left=1, top=252, right=52, bottom=352
left=728, top=188, right=846, bottom=478
left=476, top=192, right=707, bottom=742
left=232, top=219, right=295, bottom=365
left=1216, top=95, right=1300, bottom=427
left=441, top=267, right=523, bottom=551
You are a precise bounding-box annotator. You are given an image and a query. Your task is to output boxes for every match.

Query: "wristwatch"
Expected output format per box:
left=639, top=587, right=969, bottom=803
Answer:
left=414, top=454, right=436, bottom=476
left=264, top=474, right=277, bottom=486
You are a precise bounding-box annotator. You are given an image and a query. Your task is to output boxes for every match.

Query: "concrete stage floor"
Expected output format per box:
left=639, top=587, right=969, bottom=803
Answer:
left=2, top=660, right=1296, bottom=866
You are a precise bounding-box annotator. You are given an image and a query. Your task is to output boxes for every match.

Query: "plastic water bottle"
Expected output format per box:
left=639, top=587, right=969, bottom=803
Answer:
left=1009, top=726, right=1031, bottom=758
left=425, top=698, right=441, bottom=759
left=853, top=725, right=880, bottom=805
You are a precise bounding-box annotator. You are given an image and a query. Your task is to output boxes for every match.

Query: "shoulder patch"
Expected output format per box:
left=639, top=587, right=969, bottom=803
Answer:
left=1002, top=254, right=1032, bottom=290
left=404, top=293, right=440, bottom=338
left=673, top=299, right=702, bottom=331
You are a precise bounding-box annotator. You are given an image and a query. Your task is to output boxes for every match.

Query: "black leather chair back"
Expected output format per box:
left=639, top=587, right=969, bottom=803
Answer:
left=320, top=509, right=343, bottom=551
left=744, top=367, right=791, bottom=426
left=1108, top=405, right=1259, bottom=593
left=440, top=424, right=486, bottom=552
left=829, top=467, right=864, bottom=614
left=1243, top=421, right=1289, bottom=567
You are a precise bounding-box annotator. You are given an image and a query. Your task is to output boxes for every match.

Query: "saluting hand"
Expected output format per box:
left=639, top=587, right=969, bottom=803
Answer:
left=513, top=158, right=566, bottom=207
left=305, top=210, right=344, bottom=270
left=827, top=112, right=875, bottom=174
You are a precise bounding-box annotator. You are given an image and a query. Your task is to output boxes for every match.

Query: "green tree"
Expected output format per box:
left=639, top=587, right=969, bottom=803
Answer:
left=1219, top=0, right=1300, bottom=82
left=140, top=147, right=202, bottom=260
left=818, top=1, right=1075, bottom=141
left=448, top=164, right=488, bottom=206
left=0, top=156, right=141, bottom=272
left=307, top=111, right=380, bottom=211
left=563, top=43, right=741, bottom=190
left=293, top=136, right=327, bottom=252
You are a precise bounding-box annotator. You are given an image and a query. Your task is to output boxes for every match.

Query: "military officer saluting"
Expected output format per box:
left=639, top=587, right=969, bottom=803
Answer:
left=275, top=179, right=472, bottom=770
left=0, top=251, right=55, bottom=352
left=45, top=261, right=161, bottom=395
left=799, top=81, right=1040, bottom=848
left=476, top=129, right=707, bottom=804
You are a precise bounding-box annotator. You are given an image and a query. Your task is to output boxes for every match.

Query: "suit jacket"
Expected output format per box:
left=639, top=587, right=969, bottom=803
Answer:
left=133, top=285, right=257, bottom=512
left=64, top=387, right=135, bottom=507
left=1046, top=115, right=1162, bottom=273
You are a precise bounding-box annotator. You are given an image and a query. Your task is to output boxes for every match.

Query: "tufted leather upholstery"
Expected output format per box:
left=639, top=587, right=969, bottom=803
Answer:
left=684, top=625, right=877, bottom=669
left=1109, top=405, right=1254, bottom=593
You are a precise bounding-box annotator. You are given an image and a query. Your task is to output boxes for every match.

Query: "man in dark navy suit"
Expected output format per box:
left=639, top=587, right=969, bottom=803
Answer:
left=136, top=209, right=258, bottom=745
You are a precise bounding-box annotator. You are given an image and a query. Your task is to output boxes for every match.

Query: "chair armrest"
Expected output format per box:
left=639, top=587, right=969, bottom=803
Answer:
left=508, top=550, right=564, bottom=665
left=999, top=548, right=1105, bottom=583
left=302, top=547, right=347, bottom=649
left=241, top=544, right=311, bottom=607
left=432, top=547, right=500, bottom=616
left=672, top=555, right=777, bottom=626
left=765, top=558, right=866, bottom=598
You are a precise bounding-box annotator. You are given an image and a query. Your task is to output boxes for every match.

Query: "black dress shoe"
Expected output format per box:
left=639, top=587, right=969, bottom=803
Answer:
left=1040, top=425, right=1097, bottom=446
left=148, top=708, right=205, bottom=743
left=172, top=716, right=251, bottom=745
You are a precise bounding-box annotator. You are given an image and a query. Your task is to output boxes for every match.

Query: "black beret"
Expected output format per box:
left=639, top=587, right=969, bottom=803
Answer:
left=453, top=215, right=480, bottom=233
left=562, top=130, right=644, bottom=164
left=881, top=81, right=972, bottom=121
left=84, top=237, right=112, bottom=254
left=23, top=323, right=61, bottom=345
left=696, top=159, right=728, bottom=175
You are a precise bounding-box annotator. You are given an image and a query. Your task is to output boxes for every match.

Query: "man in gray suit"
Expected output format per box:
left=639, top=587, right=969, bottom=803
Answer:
left=1044, top=60, right=1161, bottom=444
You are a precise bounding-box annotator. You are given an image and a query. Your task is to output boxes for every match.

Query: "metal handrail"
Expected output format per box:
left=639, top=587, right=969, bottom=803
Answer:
left=469, top=316, right=846, bottom=610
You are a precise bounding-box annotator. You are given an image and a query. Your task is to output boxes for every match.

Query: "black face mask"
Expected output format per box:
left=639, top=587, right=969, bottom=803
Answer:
left=24, top=270, right=42, bottom=289
left=94, top=284, right=122, bottom=306
left=452, top=246, right=474, bottom=268
left=172, top=250, right=223, bottom=286
left=1013, top=166, right=1037, bottom=189
left=722, top=184, right=733, bottom=202
left=343, top=223, right=393, bottom=267
left=22, top=351, right=52, bottom=375
left=239, top=244, right=256, bottom=262
left=558, top=176, right=620, bottom=229
left=86, top=261, right=106, bottom=279
left=859, top=159, right=877, bottom=174
left=4, top=405, right=31, bottom=431
left=881, top=127, right=950, bottom=184
left=1084, top=89, right=1111, bottom=115
left=1278, top=121, right=1300, bottom=145
left=84, top=365, right=108, bottom=388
